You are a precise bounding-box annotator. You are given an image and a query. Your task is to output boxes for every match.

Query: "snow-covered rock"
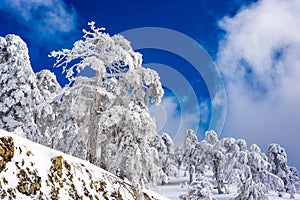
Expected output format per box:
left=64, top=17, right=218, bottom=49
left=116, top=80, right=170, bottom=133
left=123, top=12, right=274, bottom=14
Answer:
left=0, top=129, right=168, bottom=199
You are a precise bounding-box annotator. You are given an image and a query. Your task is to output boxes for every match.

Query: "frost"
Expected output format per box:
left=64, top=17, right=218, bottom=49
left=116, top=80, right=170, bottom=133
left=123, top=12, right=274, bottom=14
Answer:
left=0, top=34, right=43, bottom=143
left=43, top=22, right=164, bottom=186
left=267, top=143, right=300, bottom=198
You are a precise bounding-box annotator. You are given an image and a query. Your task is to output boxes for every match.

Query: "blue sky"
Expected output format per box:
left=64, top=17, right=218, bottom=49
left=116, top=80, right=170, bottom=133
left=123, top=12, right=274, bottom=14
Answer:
left=1, top=0, right=300, bottom=170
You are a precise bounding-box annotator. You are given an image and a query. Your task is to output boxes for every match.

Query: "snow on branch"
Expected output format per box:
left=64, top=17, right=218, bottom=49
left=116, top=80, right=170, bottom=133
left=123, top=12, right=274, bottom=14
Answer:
left=49, top=21, right=163, bottom=105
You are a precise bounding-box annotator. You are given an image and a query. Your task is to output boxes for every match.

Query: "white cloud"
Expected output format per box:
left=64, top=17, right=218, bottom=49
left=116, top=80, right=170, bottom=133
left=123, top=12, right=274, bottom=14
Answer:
left=217, top=0, right=300, bottom=169
left=0, top=0, right=78, bottom=40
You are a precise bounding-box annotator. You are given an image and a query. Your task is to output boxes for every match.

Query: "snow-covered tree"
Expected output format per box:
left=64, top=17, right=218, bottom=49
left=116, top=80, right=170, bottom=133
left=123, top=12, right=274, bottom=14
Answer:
left=288, top=166, right=300, bottom=196
left=175, top=144, right=184, bottom=167
left=175, top=130, right=297, bottom=198
left=211, top=137, right=238, bottom=194
left=211, top=138, right=284, bottom=195
left=205, top=130, right=218, bottom=145
left=0, top=34, right=43, bottom=143
left=189, top=130, right=216, bottom=176
left=182, top=129, right=198, bottom=166
left=207, top=140, right=270, bottom=200
left=36, top=70, right=61, bottom=100
left=151, top=132, right=177, bottom=180
left=97, top=103, right=160, bottom=184
left=188, top=174, right=216, bottom=200
left=182, top=129, right=198, bottom=183
left=267, top=143, right=300, bottom=198
left=192, top=140, right=213, bottom=176
left=47, top=22, right=164, bottom=184
left=235, top=165, right=269, bottom=200
left=35, top=70, right=62, bottom=146
left=236, top=139, right=247, bottom=151
left=247, top=144, right=284, bottom=193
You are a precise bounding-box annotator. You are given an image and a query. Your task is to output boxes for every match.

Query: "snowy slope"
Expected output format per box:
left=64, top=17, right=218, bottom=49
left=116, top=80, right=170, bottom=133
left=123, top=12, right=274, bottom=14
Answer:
left=0, top=129, right=169, bottom=200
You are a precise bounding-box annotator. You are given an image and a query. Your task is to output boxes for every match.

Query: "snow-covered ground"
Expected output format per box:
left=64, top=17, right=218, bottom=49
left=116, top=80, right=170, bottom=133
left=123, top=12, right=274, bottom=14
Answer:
left=157, top=168, right=300, bottom=200
left=0, top=129, right=165, bottom=199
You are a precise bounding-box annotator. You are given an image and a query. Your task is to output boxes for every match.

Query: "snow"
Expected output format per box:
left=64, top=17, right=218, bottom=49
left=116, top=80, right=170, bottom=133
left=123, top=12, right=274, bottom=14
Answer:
left=157, top=168, right=300, bottom=200
left=158, top=173, right=188, bottom=199
left=1, top=27, right=299, bottom=200
left=0, top=128, right=166, bottom=199
left=144, top=189, right=170, bottom=200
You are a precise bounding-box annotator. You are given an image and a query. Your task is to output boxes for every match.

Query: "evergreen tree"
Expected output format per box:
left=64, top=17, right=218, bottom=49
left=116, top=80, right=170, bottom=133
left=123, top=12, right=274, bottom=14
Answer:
left=235, top=165, right=269, bottom=200
left=182, top=129, right=198, bottom=183
left=188, top=174, right=216, bottom=200
left=151, top=132, right=177, bottom=180
left=47, top=22, right=164, bottom=184
left=267, top=143, right=300, bottom=198
left=0, top=34, right=42, bottom=143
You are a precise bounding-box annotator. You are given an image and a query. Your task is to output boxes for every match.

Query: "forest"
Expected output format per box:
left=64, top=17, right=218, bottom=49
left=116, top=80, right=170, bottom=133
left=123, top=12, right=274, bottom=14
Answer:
left=0, top=22, right=299, bottom=199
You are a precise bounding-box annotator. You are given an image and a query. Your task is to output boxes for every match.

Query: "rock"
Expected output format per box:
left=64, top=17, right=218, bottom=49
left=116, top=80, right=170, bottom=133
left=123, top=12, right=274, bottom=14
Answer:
left=64, top=160, right=71, bottom=171
left=0, top=136, right=14, bottom=172
left=16, top=168, right=42, bottom=196
left=26, top=150, right=32, bottom=157
left=0, top=160, right=5, bottom=172
left=52, top=156, right=63, bottom=178
left=0, top=146, right=5, bottom=157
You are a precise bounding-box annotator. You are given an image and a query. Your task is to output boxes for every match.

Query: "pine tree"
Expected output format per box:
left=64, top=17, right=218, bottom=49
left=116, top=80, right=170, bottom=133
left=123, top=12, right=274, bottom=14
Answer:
left=247, top=144, right=284, bottom=193
left=182, top=129, right=198, bottom=183
left=211, top=137, right=238, bottom=194
left=47, top=22, right=164, bottom=184
left=188, top=174, right=216, bottom=200
left=35, top=70, right=62, bottom=147
left=267, top=143, right=300, bottom=198
left=235, top=165, right=269, bottom=200
left=174, top=144, right=184, bottom=167
left=0, top=34, right=43, bottom=143
left=151, top=132, right=177, bottom=181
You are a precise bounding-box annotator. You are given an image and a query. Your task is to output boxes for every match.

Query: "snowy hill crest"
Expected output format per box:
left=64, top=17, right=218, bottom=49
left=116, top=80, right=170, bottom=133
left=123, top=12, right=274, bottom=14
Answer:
left=0, top=129, right=167, bottom=200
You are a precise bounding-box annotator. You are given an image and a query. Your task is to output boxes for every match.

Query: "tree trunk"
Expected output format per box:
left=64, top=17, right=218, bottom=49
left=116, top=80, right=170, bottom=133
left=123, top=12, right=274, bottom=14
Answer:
left=88, top=73, right=103, bottom=166
left=213, top=160, right=224, bottom=194
left=88, top=110, right=98, bottom=165
left=100, top=140, right=107, bottom=170
left=189, top=172, right=193, bottom=184
left=189, top=164, right=195, bottom=183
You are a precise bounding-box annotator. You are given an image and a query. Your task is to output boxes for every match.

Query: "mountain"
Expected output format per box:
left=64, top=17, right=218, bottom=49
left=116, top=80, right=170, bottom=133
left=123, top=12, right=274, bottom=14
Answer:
left=0, top=128, right=168, bottom=200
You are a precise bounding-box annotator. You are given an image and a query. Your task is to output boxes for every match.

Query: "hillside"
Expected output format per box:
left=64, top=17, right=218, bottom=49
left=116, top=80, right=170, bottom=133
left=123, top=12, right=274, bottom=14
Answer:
left=0, top=129, right=168, bottom=200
